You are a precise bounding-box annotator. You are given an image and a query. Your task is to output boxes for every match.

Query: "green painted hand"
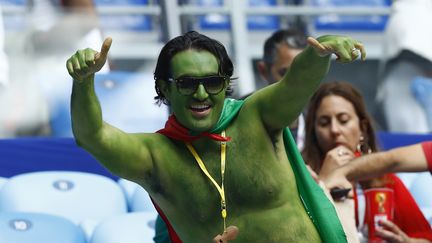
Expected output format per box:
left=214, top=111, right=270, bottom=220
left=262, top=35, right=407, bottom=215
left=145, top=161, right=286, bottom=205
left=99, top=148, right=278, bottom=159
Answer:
left=66, top=37, right=112, bottom=82
left=307, top=35, right=366, bottom=63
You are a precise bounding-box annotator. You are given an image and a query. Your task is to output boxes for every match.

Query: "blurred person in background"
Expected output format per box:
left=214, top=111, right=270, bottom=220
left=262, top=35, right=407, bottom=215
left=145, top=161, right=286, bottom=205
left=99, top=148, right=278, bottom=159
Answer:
left=256, top=28, right=308, bottom=150
left=376, top=0, right=432, bottom=133
left=28, top=0, right=110, bottom=136
left=302, top=81, right=432, bottom=242
left=29, top=0, right=168, bottom=138
left=28, top=0, right=108, bottom=59
left=0, top=0, right=109, bottom=137
left=67, top=31, right=365, bottom=242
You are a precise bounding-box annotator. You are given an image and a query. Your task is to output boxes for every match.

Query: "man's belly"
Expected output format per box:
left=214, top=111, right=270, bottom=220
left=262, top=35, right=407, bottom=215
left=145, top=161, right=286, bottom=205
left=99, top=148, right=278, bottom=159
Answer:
left=177, top=201, right=322, bottom=243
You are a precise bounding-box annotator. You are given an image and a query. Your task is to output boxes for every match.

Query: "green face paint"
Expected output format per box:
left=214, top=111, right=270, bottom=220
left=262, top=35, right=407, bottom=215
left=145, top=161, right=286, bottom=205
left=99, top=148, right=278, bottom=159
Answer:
left=166, top=49, right=227, bottom=132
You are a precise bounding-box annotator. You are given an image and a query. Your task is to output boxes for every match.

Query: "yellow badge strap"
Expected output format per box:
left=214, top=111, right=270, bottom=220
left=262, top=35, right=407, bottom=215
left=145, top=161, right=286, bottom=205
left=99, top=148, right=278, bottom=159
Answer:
left=185, top=130, right=227, bottom=233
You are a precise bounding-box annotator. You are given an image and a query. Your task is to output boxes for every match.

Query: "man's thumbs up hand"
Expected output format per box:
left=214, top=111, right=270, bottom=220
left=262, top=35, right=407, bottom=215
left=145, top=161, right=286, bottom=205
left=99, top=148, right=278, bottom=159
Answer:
left=67, top=37, right=112, bottom=82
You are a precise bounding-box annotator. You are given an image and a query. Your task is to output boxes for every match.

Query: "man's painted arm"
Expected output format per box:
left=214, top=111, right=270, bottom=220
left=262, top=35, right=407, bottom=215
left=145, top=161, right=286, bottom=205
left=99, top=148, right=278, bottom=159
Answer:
left=246, top=35, right=365, bottom=131
left=67, top=38, right=153, bottom=182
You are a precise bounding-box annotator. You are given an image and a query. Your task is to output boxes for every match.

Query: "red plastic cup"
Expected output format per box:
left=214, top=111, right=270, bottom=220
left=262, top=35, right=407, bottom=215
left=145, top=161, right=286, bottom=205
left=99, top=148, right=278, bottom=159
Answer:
left=364, top=188, right=394, bottom=243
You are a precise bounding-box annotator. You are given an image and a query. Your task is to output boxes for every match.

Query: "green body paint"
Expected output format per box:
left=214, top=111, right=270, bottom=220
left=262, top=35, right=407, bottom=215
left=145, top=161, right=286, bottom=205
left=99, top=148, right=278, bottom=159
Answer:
left=166, top=50, right=226, bottom=133
left=69, top=34, right=363, bottom=242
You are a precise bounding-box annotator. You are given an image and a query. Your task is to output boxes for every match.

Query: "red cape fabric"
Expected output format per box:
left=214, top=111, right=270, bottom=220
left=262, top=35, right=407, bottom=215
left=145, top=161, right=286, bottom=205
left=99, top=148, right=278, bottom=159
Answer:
left=421, top=141, right=432, bottom=174
left=157, top=115, right=230, bottom=142
left=151, top=198, right=182, bottom=243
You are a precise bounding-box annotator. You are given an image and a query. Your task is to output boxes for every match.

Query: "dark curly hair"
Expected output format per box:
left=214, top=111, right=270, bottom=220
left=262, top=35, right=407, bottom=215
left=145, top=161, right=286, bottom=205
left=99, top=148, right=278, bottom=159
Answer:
left=154, top=31, right=234, bottom=105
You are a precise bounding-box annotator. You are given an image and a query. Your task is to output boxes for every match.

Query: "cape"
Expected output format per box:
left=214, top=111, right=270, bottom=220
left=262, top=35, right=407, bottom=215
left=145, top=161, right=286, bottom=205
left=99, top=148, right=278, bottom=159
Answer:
left=154, top=98, right=347, bottom=243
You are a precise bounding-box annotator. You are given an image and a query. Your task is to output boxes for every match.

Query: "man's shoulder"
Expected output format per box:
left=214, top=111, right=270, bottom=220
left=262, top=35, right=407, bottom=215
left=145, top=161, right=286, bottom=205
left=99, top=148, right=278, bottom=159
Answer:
left=126, top=132, right=172, bottom=149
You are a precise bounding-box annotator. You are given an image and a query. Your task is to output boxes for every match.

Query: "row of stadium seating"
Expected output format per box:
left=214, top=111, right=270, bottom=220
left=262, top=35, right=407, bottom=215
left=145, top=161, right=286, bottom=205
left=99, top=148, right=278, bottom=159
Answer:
left=0, top=0, right=391, bottom=32
left=0, top=131, right=431, bottom=243
left=0, top=168, right=430, bottom=243
left=0, top=172, right=157, bottom=243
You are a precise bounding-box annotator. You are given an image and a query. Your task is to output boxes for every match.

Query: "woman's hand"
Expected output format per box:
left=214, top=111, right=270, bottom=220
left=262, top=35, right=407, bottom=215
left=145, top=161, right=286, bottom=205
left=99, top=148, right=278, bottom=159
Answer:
left=375, top=220, right=429, bottom=243
left=319, top=145, right=355, bottom=179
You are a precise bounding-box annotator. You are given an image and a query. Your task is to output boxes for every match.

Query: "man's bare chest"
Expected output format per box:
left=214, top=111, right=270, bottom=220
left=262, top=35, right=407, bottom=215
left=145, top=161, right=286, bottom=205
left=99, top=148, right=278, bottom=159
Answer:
left=155, top=135, right=298, bottom=209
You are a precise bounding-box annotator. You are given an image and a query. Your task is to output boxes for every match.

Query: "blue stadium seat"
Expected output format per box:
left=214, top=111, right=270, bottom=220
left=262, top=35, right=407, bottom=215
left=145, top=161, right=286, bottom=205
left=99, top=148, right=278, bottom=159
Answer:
left=130, top=185, right=156, bottom=212
left=311, top=0, right=391, bottom=32
left=49, top=71, right=169, bottom=137
left=197, top=0, right=280, bottom=30
left=94, top=71, right=168, bottom=132
left=377, top=131, right=432, bottom=151
left=0, top=212, right=86, bottom=243
left=409, top=173, right=432, bottom=208
left=411, top=76, right=432, bottom=130
left=197, top=0, right=230, bottom=30
left=395, top=173, right=418, bottom=189
left=247, top=0, right=279, bottom=30
left=117, top=178, right=141, bottom=210
left=0, top=177, right=7, bottom=190
left=0, top=0, right=26, bottom=30
left=94, top=0, right=153, bottom=31
left=0, top=0, right=25, bottom=5
left=409, top=172, right=432, bottom=222
left=94, top=0, right=147, bottom=5
left=89, top=212, right=158, bottom=243
left=420, top=207, right=432, bottom=225
left=117, top=178, right=158, bottom=214
left=0, top=137, right=118, bottom=179
left=0, top=171, right=127, bottom=224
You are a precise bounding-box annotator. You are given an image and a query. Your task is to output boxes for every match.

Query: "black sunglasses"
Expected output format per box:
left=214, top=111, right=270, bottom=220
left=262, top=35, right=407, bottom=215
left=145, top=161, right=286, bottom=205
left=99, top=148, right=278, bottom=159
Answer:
left=167, top=75, right=227, bottom=95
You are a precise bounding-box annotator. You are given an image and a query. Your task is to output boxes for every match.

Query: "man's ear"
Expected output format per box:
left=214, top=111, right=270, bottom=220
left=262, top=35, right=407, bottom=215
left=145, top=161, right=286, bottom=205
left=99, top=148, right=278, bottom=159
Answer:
left=257, top=60, right=270, bottom=83
left=157, top=79, right=170, bottom=98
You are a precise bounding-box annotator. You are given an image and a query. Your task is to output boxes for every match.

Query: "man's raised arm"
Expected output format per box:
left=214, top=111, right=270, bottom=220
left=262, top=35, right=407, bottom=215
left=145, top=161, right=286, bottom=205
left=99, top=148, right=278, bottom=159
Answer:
left=246, top=35, right=365, bottom=131
left=66, top=38, right=153, bottom=182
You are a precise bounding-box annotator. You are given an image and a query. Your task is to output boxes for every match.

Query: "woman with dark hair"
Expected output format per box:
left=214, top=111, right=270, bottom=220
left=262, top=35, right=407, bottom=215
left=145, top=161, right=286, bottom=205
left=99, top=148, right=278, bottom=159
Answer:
left=302, top=81, right=432, bottom=242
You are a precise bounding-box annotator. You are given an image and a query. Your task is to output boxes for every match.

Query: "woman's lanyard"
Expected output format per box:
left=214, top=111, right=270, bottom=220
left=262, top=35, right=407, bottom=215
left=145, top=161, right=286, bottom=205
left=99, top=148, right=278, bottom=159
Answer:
left=185, top=130, right=228, bottom=233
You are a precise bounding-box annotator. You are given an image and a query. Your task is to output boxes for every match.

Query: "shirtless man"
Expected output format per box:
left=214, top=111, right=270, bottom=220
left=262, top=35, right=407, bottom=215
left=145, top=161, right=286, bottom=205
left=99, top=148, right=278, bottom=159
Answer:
left=66, top=31, right=364, bottom=242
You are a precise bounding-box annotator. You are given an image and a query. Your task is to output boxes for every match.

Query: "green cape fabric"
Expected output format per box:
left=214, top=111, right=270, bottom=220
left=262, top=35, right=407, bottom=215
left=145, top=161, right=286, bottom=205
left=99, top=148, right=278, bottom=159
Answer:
left=213, top=98, right=347, bottom=243
left=210, top=98, right=245, bottom=134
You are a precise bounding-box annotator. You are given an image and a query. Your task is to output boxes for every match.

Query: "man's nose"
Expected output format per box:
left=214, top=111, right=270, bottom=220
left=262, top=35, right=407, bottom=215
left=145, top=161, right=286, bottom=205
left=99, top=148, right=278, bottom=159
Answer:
left=193, top=83, right=209, bottom=100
